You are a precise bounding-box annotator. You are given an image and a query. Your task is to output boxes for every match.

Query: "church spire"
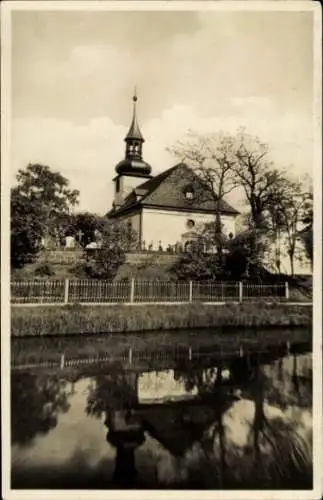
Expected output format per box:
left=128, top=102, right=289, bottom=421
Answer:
left=125, top=89, right=144, bottom=145
left=114, top=90, right=152, bottom=177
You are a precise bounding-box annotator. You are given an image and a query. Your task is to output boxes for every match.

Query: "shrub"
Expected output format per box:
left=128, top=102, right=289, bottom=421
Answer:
left=69, top=262, right=92, bottom=278
left=34, top=263, right=55, bottom=277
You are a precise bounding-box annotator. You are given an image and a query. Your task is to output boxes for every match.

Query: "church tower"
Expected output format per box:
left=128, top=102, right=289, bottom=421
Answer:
left=113, top=91, right=152, bottom=207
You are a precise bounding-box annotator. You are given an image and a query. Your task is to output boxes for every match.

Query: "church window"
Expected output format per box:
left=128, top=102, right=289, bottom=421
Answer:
left=116, top=178, right=120, bottom=193
left=186, top=219, right=195, bottom=229
left=184, top=184, right=195, bottom=200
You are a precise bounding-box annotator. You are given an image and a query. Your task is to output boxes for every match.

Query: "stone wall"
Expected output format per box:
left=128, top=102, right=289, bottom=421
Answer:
left=125, top=252, right=179, bottom=266
left=38, top=250, right=85, bottom=265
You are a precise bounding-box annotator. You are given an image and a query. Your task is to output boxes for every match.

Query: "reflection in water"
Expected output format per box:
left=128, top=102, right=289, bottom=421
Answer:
left=11, top=345, right=312, bottom=490
left=11, top=373, right=70, bottom=447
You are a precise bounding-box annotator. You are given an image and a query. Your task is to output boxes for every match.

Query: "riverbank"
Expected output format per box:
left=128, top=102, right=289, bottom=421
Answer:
left=11, top=302, right=312, bottom=337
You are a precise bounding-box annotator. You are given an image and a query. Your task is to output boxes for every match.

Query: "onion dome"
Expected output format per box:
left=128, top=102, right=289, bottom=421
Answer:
left=115, top=158, right=152, bottom=176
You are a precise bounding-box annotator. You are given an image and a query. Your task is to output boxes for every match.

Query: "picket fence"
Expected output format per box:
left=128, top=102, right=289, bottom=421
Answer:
left=10, top=279, right=289, bottom=305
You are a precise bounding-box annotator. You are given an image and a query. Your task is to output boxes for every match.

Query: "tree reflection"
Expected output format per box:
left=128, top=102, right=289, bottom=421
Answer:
left=11, top=372, right=70, bottom=447
left=85, top=369, right=138, bottom=418
left=177, top=352, right=312, bottom=489
left=263, top=352, right=312, bottom=411
left=174, top=363, right=237, bottom=487
left=241, top=353, right=312, bottom=488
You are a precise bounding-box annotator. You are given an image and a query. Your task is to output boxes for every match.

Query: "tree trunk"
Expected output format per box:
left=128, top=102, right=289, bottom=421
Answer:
left=214, top=366, right=226, bottom=487
left=253, top=362, right=265, bottom=477
left=289, top=252, right=295, bottom=276
left=217, top=403, right=226, bottom=488
left=215, top=211, right=223, bottom=269
left=275, top=229, right=281, bottom=274
left=277, top=358, right=284, bottom=382
left=292, top=353, right=299, bottom=394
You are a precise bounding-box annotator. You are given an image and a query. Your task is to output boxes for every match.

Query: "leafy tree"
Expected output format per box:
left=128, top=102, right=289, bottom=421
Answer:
left=14, top=163, right=79, bottom=246
left=171, top=237, right=220, bottom=281
left=85, top=220, right=137, bottom=279
left=11, top=187, right=44, bottom=269
left=224, top=228, right=268, bottom=279
left=64, top=212, right=105, bottom=247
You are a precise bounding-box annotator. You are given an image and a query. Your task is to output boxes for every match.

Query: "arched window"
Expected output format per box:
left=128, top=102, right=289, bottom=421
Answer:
left=184, top=184, right=195, bottom=201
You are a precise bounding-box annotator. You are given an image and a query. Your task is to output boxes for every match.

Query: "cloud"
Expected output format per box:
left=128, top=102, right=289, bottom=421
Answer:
left=12, top=11, right=313, bottom=124
left=11, top=97, right=312, bottom=215
left=10, top=10, right=313, bottom=216
left=231, top=96, right=273, bottom=110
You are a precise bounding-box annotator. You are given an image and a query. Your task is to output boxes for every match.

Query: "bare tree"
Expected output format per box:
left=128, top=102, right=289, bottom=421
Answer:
left=233, top=130, right=285, bottom=230
left=268, top=176, right=313, bottom=276
left=229, top=129, right=289, bottom=274
left=168, top=130, right=237, bottom=262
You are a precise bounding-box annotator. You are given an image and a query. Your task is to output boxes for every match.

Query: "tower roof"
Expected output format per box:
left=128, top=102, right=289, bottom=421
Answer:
left=115, top=91, right=152, bottom=176
left=124, top=92, right=144, bottom=142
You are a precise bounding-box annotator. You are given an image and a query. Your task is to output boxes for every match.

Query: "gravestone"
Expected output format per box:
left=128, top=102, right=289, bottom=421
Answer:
left=65, top=235, right=76, bottom=249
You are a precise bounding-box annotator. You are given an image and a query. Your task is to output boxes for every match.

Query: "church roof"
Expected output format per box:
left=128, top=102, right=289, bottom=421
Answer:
left=140, top=404, right=218, bottom=457
left=107, top=163, right=239, bottom=218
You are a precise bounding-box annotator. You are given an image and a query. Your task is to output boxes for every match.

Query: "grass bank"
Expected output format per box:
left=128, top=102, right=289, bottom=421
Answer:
left=11, top=302, right=312, bottom=337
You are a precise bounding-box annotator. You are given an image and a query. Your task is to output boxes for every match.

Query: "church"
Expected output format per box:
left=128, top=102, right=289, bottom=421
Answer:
left=107, top=94, right=239, bottom=252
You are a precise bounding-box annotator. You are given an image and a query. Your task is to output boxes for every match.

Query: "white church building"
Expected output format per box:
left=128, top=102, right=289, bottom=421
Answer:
left=107, top=94, right=239, bottom=251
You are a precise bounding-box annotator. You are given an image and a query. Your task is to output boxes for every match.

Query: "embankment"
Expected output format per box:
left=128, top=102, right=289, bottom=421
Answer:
left=11, top=302, right=312, bottom=337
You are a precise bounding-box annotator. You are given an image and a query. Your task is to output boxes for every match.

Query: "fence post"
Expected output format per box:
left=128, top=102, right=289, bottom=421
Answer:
left=60, top=353, right=65, bottom=369
left=64, top=279, right=69, bottom=304
left=130, top=278, right=135, bottom=303
left=285, top=281, right=289, bottom=301
left=239, top=281, right=243, bottom=303
left=189, top=281, right=193, bottom=302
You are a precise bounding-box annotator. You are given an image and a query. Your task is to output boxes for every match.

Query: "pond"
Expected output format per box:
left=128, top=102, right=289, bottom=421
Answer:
left=11, top=327, right=312, bottom=490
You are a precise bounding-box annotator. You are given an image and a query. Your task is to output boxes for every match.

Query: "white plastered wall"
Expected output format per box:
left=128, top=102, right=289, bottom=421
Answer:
left=141, top=208, right=237, bottom=250
left=114, top=175, right=148, bottom=206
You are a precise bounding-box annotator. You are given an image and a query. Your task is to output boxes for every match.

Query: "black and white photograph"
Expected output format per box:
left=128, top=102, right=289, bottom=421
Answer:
left=1, top=1, right=322, bottom=498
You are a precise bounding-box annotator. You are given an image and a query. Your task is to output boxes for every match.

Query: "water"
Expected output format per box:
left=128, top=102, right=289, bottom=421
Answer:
left=11, top=328, right=312, bottom=490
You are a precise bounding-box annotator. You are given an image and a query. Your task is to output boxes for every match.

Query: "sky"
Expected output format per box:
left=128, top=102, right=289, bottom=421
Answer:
left=11, top=8, right=314, bottom=215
